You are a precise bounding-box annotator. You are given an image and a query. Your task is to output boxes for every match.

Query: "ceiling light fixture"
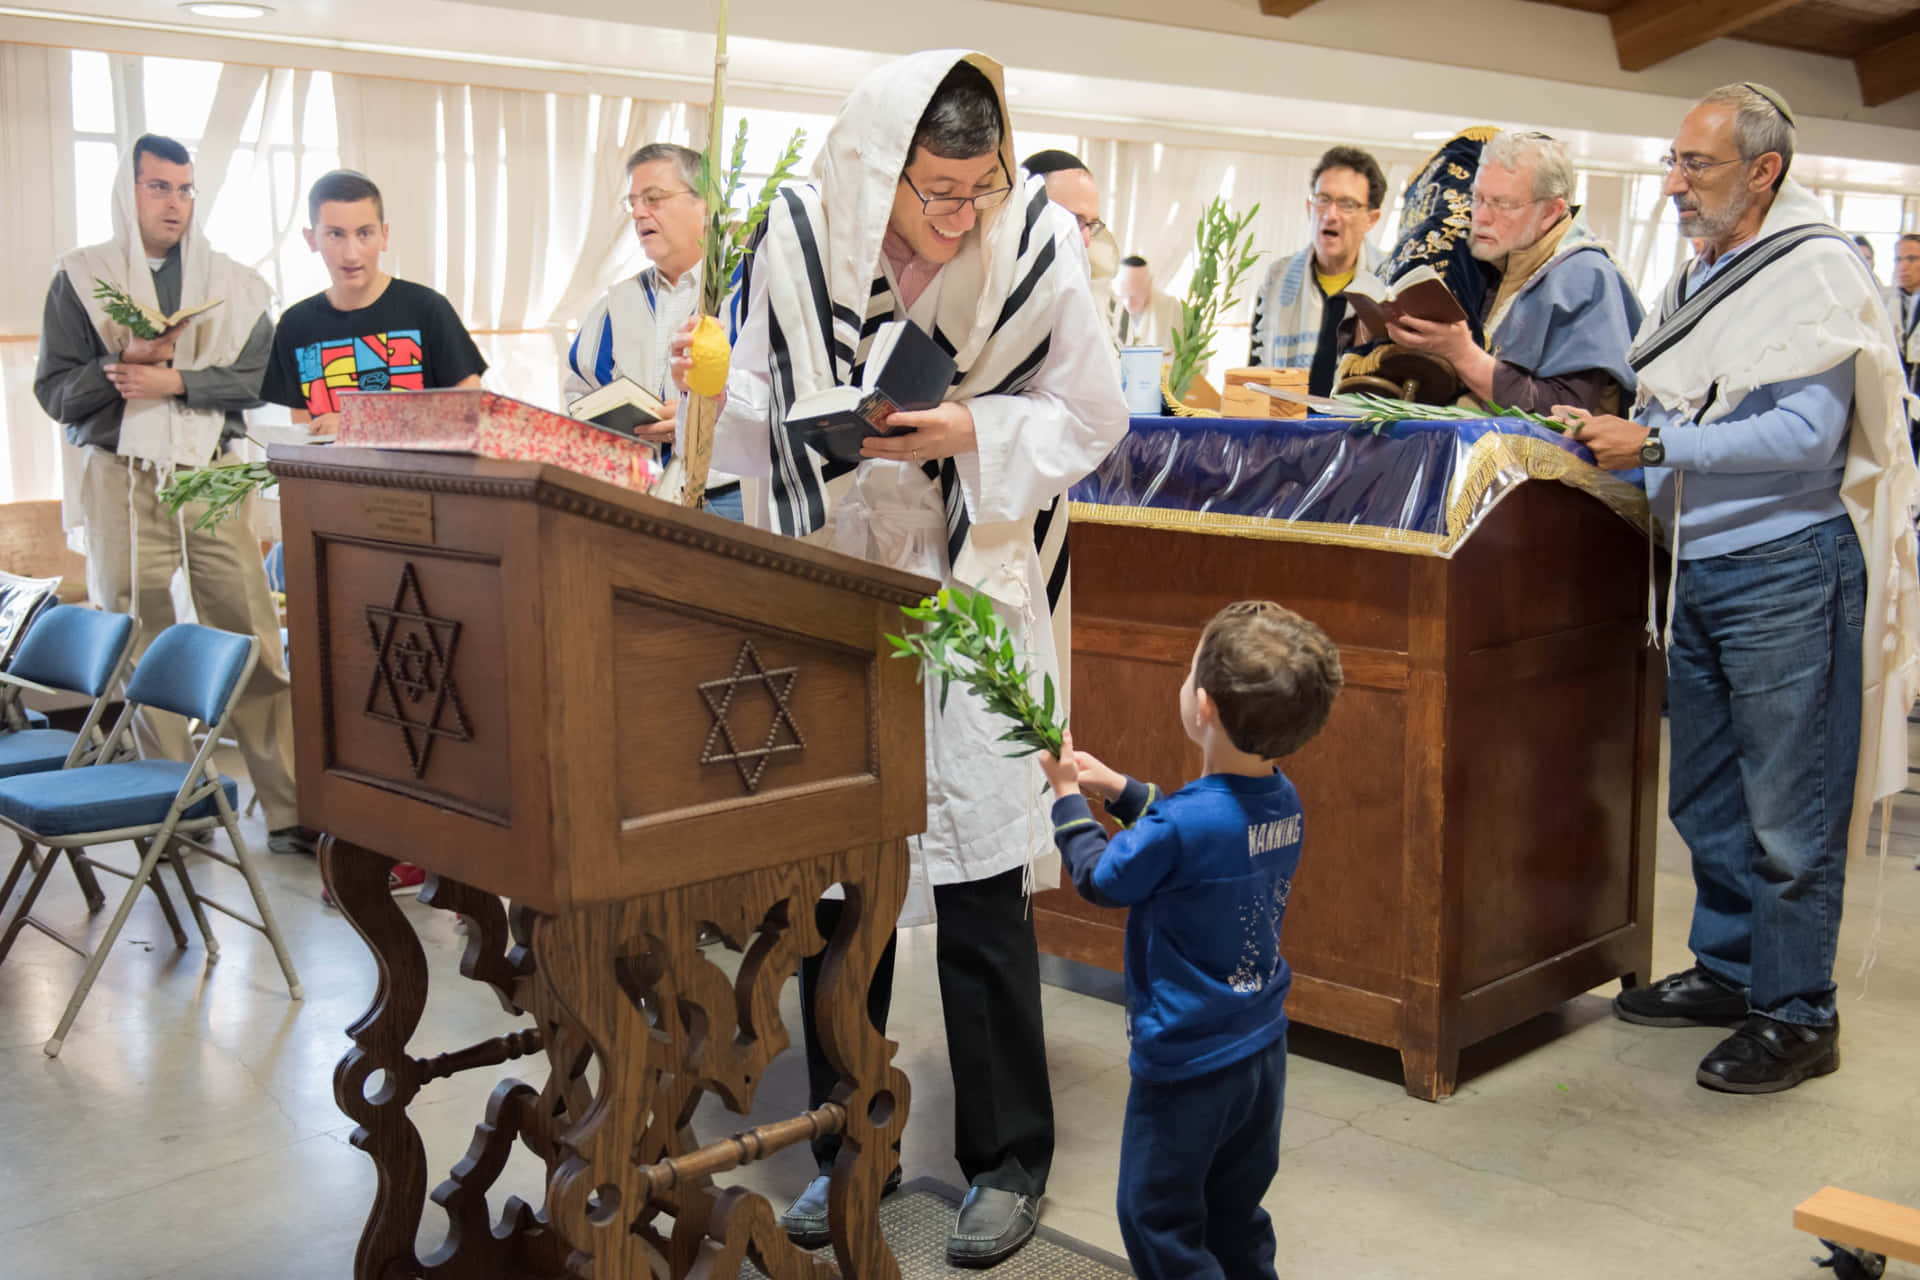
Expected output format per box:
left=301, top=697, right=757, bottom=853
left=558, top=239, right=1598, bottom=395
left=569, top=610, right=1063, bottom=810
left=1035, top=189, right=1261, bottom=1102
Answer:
left=180, top=2, right=273, bottom=18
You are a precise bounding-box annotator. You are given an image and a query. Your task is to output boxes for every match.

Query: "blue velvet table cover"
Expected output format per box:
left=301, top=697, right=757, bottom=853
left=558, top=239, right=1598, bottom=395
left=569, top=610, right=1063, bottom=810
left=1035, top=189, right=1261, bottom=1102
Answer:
left=1068, top=414, right=1651, bottom=558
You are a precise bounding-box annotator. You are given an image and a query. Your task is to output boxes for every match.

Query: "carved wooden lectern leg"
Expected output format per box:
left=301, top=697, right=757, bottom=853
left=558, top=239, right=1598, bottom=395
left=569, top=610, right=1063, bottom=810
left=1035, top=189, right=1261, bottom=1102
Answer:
left=539, top=842, right=910, bottom=1280
left=325, top=835, right=911, bottom=1280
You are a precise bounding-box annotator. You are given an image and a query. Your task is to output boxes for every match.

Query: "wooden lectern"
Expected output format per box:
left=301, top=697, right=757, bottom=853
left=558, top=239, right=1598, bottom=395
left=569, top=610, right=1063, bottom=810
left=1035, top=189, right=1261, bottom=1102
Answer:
left=269, top=436, right=936, bottom=1280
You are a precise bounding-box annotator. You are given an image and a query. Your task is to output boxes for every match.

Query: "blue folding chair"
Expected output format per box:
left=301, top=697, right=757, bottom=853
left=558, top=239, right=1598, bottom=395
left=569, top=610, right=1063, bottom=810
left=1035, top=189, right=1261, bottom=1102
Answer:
left=0, top=569, right=67, bottom=731
left=0, top=623, right=303, bottom=1058
left=0, top=606, right=140, bottom=913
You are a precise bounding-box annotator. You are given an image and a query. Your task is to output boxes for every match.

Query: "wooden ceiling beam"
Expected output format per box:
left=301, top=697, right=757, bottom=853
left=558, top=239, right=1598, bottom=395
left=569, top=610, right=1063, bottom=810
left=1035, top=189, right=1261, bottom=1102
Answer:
left=1857, top=30, right=1920, bottom=107
left=1607, top=0, right=1802, bottom=72
left=1257, top=0, right=1322, bottom=15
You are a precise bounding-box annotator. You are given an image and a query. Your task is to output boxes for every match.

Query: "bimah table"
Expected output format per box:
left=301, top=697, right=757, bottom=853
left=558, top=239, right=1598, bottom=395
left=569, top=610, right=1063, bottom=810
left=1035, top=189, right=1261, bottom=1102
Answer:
left=270, top=419, right=935, bottom=1279
left=1043, top=414, right=1664, bottom=1101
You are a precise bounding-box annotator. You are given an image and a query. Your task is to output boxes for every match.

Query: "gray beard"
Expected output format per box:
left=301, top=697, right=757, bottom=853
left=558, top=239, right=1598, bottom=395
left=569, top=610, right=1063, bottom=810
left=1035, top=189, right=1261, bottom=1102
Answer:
left=1678, top=188, right=1753, bottom=245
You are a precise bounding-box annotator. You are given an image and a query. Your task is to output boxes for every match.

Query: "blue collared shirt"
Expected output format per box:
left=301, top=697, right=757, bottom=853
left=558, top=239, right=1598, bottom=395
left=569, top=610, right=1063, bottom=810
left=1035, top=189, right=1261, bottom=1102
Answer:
left=1642, top=241, right=1854, bottom=559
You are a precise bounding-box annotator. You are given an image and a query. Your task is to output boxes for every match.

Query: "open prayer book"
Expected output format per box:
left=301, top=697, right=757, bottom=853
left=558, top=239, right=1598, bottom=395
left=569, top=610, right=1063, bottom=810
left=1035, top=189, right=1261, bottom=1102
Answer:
left=1339, top=265, right=1469, bottom=334
left=787, top=320, right=957, bottom=466
left=92, top=278, right=224, bottom=335
left=566, top=376, right=668, bottom=437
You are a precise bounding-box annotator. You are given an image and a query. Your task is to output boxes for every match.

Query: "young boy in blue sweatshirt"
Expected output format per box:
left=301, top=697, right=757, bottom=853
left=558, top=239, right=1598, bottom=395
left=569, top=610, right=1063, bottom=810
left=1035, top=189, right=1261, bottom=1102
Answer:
left=1038, top=600, right=1343, bottom=1280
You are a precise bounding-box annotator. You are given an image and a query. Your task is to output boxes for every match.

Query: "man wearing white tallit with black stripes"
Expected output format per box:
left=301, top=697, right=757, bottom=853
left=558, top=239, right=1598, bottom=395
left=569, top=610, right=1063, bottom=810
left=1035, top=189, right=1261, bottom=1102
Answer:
left=1563, top=84, right=1920, bottom=1095
left=696, top=51, right=1127, bottom=1267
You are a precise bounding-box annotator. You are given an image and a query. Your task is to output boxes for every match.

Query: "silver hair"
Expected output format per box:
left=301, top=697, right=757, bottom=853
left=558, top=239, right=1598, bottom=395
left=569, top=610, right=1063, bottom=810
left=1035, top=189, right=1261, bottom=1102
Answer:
left=1699, top=83, right=1795, bottom=188
left=1479, top=130, right=1574, bottom=204
left=625, top=142, right=704, bottom=194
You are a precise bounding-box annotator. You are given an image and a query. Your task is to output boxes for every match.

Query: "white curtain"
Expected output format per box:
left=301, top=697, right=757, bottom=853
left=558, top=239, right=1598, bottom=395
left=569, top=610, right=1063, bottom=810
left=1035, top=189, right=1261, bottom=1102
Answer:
left=1, top=43, right=77, bottom=506
left=333, top=73, right=699, bottom=409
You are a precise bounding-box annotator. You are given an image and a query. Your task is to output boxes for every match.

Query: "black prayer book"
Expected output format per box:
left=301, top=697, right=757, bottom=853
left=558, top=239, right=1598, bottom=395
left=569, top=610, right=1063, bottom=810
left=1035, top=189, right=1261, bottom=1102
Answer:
left=787, top=320, right=956, bottom=466
left=567, top=376, right=668, bottom=437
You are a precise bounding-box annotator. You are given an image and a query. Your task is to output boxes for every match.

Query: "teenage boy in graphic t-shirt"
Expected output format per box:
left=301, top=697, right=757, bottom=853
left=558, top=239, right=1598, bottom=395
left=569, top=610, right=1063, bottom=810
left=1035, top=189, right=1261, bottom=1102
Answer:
left=262, top=168, right=486, bottom=432
left=262, top=168, right=484, bottom=900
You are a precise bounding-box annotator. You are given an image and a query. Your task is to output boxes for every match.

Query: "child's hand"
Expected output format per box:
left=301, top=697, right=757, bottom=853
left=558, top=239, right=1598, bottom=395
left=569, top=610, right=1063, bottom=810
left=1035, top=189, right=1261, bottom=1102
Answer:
left=1072, top=750, right=1127, bottom=801
left=1038, top=730, right=1082, bottom=799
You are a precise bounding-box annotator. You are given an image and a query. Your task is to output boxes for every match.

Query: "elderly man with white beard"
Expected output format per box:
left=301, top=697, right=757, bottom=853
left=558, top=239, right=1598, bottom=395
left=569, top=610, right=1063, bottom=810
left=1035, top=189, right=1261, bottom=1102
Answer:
left=1563, top=84, right=1920, bottom=1094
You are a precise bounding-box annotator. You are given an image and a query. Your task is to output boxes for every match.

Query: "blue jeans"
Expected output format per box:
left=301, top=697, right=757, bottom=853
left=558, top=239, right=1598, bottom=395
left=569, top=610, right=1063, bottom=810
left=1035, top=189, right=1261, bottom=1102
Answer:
left=1117, top=1036, right=1285, bottom=1280
left=705, top=483, right=745, bottom=522
left=1667, top=513, right=1864, bottom=1026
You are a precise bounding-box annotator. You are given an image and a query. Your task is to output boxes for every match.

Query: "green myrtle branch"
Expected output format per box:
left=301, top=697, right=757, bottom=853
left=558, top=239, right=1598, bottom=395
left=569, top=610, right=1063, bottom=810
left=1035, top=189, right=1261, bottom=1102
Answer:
left=156, top=452, right=277, bottom=531
left=1331, top=391, right=1573, bottom=434
left=1167, top=198, right=1264, bottom=402
left=886, top=587, right=1064, bottom=758
left=92, top=279, right=163, bottom=339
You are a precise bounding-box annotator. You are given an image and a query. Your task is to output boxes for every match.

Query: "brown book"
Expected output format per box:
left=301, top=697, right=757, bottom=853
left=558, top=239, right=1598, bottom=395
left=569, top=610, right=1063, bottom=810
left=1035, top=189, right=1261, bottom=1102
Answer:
left=1339, top=265, right=1468, bottom=334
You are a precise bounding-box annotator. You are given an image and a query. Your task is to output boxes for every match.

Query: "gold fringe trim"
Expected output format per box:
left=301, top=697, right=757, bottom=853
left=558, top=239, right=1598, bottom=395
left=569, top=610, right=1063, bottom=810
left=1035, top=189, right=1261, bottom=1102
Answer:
left=1072, top=429, right=1651, bottom=559
left=1069, top=501, right=1448, bottom=553
left=1161, top=369, right=1221, bottom=418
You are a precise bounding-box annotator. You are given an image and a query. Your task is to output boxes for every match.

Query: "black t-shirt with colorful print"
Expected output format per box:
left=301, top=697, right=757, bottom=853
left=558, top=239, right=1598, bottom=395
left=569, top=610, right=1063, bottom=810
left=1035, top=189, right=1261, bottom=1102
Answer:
left=262, top=277, right=486, bottom=415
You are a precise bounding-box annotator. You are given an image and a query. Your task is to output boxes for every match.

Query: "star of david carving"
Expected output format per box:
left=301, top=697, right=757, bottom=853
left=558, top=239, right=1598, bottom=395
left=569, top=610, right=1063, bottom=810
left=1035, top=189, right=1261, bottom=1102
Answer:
left=697, top=641, right=805, bottom=793
left=364, top=562, right=473, bottom=779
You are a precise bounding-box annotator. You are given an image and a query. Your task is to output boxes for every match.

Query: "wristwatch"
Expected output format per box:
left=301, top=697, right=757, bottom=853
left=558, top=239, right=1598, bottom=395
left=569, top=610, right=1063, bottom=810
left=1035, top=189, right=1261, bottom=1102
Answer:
left=1638, top=427, right=1665, bottom=467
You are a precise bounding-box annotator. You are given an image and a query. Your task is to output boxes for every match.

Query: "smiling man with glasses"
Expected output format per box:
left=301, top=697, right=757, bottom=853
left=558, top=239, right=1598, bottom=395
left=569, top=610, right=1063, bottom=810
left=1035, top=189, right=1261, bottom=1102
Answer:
left=694, top=53, right=1127, bottom=1268
left=1249, top=146, right=1387, bottom=395
left=1385, top=130, right=1642, bottom=415
left=1564, top=84, right=1920, bottom=1096
left=566, top=142, right=744, bottom=519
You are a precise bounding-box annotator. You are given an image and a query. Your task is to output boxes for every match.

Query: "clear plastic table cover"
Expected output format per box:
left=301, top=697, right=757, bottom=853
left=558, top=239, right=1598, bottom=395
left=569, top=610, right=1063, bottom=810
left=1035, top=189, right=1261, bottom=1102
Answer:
left=1068, top=414, right=1650, bottom=558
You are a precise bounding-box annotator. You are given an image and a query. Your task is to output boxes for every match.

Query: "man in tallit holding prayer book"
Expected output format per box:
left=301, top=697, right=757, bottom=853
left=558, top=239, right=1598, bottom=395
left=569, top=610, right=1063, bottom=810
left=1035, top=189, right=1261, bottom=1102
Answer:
left=1565, top=84, right=1920, bottom=1095
left=702, top=49, right=1128, bottom=1267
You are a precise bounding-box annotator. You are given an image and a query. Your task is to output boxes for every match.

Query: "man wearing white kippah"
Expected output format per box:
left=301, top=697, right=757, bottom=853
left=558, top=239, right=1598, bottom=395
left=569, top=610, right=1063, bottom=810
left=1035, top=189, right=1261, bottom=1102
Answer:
left=1564, top=83, right=1920, bottom=1094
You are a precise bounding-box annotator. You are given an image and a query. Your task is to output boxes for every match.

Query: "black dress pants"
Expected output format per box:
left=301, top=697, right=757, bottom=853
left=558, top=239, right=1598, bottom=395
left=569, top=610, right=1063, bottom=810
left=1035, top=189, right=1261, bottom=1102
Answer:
left=801, top=865, right=1055, bottom=1197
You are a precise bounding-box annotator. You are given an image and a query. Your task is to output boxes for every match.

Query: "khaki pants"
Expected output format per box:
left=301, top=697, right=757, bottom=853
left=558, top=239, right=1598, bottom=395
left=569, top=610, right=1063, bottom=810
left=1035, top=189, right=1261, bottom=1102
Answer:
left=80, top=447, right=299, bottom=831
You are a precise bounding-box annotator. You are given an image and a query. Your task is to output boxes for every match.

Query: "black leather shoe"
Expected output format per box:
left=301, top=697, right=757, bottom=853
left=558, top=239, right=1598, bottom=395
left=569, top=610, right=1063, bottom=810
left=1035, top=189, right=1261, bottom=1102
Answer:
left=1612, top=966, right=1747, bottom=1027
left=946, top=1185, right=1038, bottom=1269
left=780, top=1166, right=903, bottom=1249
left=1697, top=1015, right=1839, bottom=1094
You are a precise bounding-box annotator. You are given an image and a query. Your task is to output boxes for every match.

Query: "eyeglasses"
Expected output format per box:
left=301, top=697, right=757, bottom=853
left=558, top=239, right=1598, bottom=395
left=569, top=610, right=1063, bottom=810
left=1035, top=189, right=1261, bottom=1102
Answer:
left=1309, top=194, right=1368, bottom=216
left=1659, top=153, right=1744, bottom=182
left=619, top=187, right=695, bottom=215
left=137, top=179, right=196, bottom=202
left=899, top=160, right=1013, bottom=217
left=1075, top=213, right=1107, bottom=238
left=1470, top=191, right=1542, bottom=215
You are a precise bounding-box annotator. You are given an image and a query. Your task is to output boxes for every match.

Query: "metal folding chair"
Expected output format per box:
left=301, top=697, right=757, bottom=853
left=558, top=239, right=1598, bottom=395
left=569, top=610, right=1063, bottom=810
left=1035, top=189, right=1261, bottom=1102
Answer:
left=0, top=606, right=140, bottom=913
left=0, top=622, right=303, bottom=1058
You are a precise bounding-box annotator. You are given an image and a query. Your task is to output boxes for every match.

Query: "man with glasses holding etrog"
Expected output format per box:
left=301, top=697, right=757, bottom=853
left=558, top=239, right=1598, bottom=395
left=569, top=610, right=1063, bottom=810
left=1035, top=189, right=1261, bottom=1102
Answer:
left=1386, top=129, right=1643, bottom=416
left=1249, top=145, right=1387, bottom=395
left=565, top=143, right=744, bottom=521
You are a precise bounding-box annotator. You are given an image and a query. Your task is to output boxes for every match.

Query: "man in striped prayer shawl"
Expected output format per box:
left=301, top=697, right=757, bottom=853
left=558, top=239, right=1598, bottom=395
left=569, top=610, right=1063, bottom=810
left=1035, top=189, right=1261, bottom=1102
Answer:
left=702, top=48, right=1128, bottom=1268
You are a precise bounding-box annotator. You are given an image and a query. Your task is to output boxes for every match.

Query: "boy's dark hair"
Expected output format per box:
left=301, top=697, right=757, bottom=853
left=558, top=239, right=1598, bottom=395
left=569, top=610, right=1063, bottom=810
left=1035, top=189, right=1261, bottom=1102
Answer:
left=1311, top=145, right=1387, bottom=211
left=308, top=169, right=385, bottom=227
left=1120, top=254, right=1148, bottom=268
left=132, top=133, right=191, bottom=174
left=909, top=62, right=1003, bottom=166
left=1194, top=601, right=1343, bottom=759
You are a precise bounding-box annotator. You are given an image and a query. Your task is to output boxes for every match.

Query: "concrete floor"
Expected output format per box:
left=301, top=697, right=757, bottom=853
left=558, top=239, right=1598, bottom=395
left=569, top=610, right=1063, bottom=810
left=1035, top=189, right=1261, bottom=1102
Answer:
left=1, top=740, right=1917, bottom=1280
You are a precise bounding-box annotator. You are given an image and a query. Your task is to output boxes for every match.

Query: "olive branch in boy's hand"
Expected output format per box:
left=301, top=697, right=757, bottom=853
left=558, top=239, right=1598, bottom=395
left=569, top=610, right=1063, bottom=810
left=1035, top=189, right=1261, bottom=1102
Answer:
left=886, top=586, right=1064, bottom=759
